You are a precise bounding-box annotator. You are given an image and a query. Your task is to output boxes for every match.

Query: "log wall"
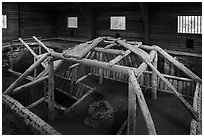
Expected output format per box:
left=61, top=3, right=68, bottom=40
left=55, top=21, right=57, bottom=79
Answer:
left=2, top=2, right=56, bottom=42
left=2, top=2, right=20, bottom=42
left=149, top=2, right=202, bottom=54
left=55, top=11, right=89, bottom=39
left=95, top=10, right=144, bottom=41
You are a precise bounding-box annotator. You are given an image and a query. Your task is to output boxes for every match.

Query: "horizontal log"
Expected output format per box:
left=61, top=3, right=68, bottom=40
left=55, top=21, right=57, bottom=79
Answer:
left=13, top=76, right=48, bottom=94
left=52, top=52, right=138, bottom=75
left=26, top=97, right=45, bottom=109
left=2, top=94, right=61, bottom=135
left=93, top=47, right=124, bottom=55
left=7, top=69, right=34, bottom=81
left=4, top=53, right=49, bottom=95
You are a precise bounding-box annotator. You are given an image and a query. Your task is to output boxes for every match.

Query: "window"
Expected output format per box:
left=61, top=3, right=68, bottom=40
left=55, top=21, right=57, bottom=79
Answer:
left=178, top=16, right=202, bottom=34
left=2, top=15, right=7, bottom=29
left=67, top=17, right=78, bottom=28
left=110, top=16, right=126, bottom=30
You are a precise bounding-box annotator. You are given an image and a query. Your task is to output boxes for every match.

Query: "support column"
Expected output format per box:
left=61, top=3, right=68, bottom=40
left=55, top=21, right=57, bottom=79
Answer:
left=48, top=56, right=55, bottom=121
left=127, top=72, right=137, bottom=135
left=99, top=52, right=103, bottom=84
left=152, top=50, right=158, bottom=99
left=34, top=57, right=37, bottom=78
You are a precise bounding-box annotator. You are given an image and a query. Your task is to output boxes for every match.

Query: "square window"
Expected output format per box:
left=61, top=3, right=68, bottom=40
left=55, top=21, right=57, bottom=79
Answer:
left=177, top=16, right=202, bottom=34
left=110, top=16, right=126, bottom=30
left=67, top=17, right=78, bottom=28
left=2, top=15, right=7, bottom=29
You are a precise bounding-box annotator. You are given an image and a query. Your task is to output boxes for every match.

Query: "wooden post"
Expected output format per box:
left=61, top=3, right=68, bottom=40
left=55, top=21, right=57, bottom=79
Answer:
left=152, top=50, right=158, bottom=99
left=164, top=58, right=170, bottom=74
left=34, top=57, right=37, bottom=78
left=9, top=42, right=13, bottom=70
left=48, top=56, right=55, bottom=121
left=39, top=44, right=42, bottom=55
left=129, top=71, right=157, bottom=135
left=99, top=52, right=103, bottom=84
left=127, top=72, right=137, bottom=135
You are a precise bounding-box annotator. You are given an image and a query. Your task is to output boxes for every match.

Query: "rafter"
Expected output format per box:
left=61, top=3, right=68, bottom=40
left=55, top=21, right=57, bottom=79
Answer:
left=108, top=50, right=131, bottom=66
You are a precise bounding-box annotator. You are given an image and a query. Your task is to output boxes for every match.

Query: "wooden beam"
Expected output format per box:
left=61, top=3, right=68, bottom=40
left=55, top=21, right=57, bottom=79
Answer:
left=127, top=72, right=137, bottom=135
left=52, top=52, right=137, bottom=75
left=26, top=97, right=45, bottom=110
left=19, top=37, right=47, bottom=68
left=190, top=82, right=202, bottom=135
left=109, top=50, right=131, bottom=66
left=118, top=40, right=198, bottom=120
left=129, top=71, right=157, bottom=135
left=2, top=95, right=61, bottom=135
left=104, top=43, right=117, bottom=49
left=152, top=50, right=158, bottom=99
left=93, top=47, right=124, bottom=55
left=13, top=76, right=48, bottom=94
left=154, top=46, right=201, bottom=83
left=48, top=56, right=55, bottom=121
left=64, top=88, right=96, bottom=114
left=76, top=73, right=92, bottom=83
left=7, top=69, right=34, bottom=81
left=117, top=119, right=127, bottom=135
left=9, top=42, right=13, bottom=70
left=4, top=53, right=49, bottom=95
left=142, top=55, right=198, bottom=120
left=99, top=52, right=103, bottom=84
left=33, top=36, right=51, bottom=53
left=19, top=38, right=38, bottom=58
left=44, top=98, right=67, bottom=111
left=135, top=49, right=156, bottom=77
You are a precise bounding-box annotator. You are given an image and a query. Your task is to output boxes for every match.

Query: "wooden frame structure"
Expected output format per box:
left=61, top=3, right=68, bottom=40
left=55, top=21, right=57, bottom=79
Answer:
left=3, top=36, right=202, bottom=135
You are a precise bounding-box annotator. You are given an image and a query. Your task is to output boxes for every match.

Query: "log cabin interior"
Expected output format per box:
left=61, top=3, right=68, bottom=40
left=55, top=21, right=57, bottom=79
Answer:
left=2, top=2, right=202, bottom=135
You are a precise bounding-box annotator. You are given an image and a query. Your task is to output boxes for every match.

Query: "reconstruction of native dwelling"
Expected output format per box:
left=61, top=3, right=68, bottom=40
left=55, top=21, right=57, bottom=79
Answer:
left=2, top=2, right=202, bottom=135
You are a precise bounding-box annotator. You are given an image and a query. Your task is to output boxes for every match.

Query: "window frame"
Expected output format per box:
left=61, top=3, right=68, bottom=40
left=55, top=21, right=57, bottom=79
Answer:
left=110, top=16, right=126, bottom=30
left=2, top=15, right=7, bottom=29
left=177, top=16, right=202, bottom=34
left=67, top=17, right=78, bottom=28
